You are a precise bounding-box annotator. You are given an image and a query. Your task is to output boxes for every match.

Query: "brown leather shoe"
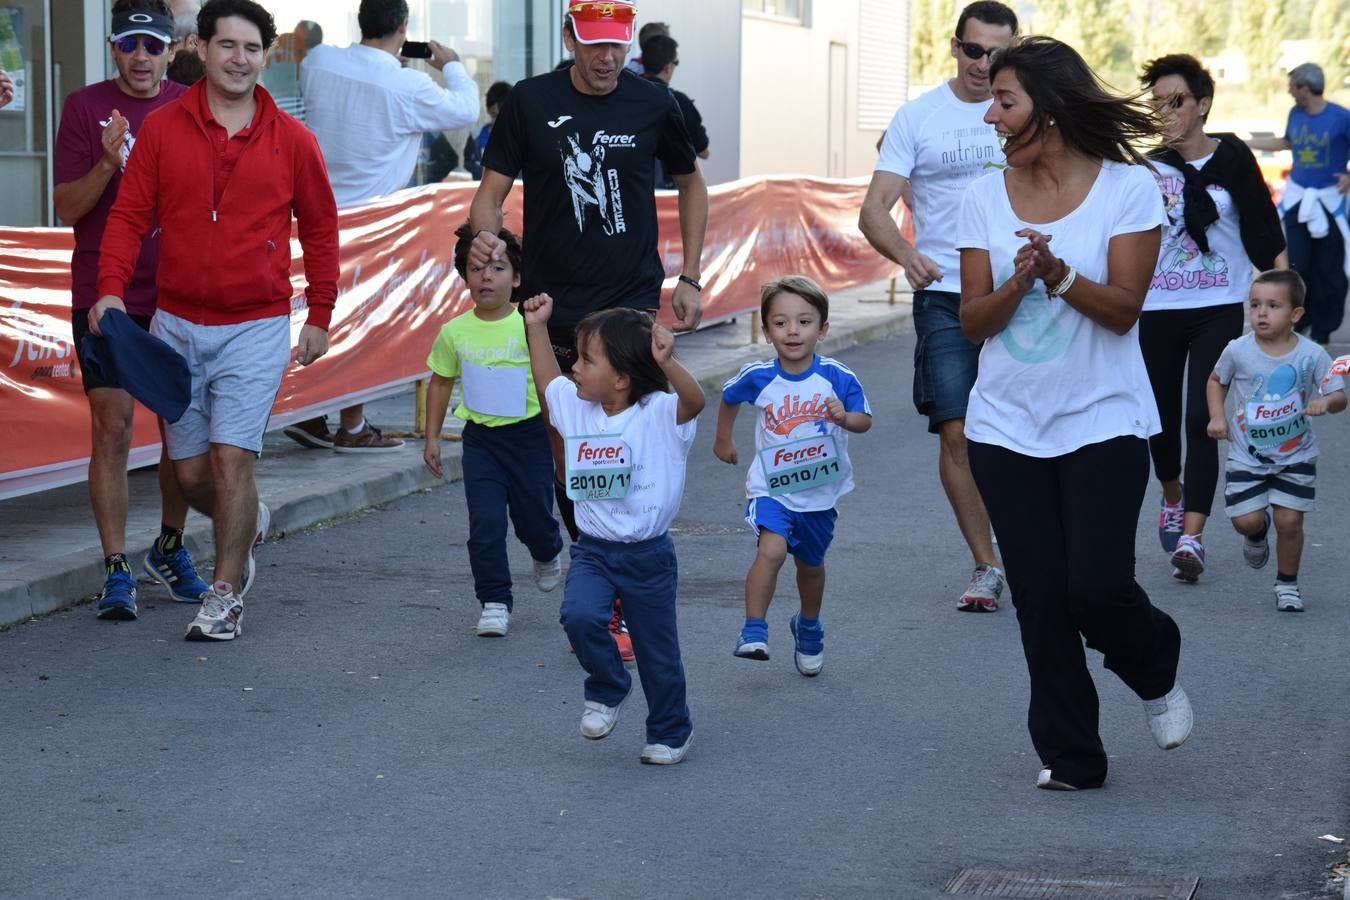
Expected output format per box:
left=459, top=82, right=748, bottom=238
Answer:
left=283, top=416, right=334, bottom=450
left=332, top=422, right=404, bottom=453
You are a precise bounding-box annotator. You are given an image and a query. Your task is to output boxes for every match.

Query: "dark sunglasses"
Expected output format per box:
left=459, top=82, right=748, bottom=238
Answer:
left=1150, top=91, right=1194, bottom=111
left=114, top=35, right=167, bottom=56
left=954, top=36, right=1000, bottom=60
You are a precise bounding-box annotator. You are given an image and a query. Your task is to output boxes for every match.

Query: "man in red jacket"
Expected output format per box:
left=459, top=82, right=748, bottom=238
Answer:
left=92, top=0, right=339, bottom=642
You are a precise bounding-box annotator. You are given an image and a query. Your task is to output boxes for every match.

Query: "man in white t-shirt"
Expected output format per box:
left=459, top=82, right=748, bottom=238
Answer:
left=858, top=0, right=1017, bottom=612
left=285, top=0, right=479, bottom=454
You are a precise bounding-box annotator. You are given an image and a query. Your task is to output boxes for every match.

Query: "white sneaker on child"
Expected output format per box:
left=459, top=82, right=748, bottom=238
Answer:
left=641, top=730, right=693, bottom=765
left=1274, top=582, right=1304, bottom=612
left=476, top=602, right=510, bottom=637
left=533, top=553, right=562, bottom=592
left=1142, top=684, right=1193, bottom=749
left=580, top=686, right=630, bottom=740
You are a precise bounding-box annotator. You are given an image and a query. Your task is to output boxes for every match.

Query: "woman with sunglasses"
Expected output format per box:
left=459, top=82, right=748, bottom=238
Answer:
left=1137, top=54, right=1287, bottom=583
left=956, top=37, right=1191, bottom=791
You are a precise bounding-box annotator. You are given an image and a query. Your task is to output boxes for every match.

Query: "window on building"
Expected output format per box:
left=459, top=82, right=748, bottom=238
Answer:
left=742, top=0, right=806, bottom=23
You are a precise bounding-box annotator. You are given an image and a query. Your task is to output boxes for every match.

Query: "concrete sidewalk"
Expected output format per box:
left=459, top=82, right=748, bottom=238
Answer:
left=0, top=279, right=911, bottom=627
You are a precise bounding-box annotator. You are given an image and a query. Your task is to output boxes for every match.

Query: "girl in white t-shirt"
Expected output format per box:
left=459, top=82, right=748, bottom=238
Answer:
left=523, top=295, right=704, bottom=765
left=1137, top=54, right=1288, bottom=583
left=955, top=36, right=1191, bottom=792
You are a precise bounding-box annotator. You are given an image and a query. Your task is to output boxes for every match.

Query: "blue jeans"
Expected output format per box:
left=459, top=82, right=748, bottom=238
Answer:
left=462, top=416, right=563, bottom=609
left=911, top=289, right=981, bottom=433
left=560, top=533, right=692, bottom=746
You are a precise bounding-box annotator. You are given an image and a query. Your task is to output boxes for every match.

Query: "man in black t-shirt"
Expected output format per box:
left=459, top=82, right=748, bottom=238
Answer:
left=641, top=35, right=710, bottom=190
left=467, top=0, right=707, bottom=367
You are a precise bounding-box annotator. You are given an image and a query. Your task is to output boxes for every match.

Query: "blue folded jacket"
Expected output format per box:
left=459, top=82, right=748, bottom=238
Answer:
left=80, top=309, right=192, bottom=423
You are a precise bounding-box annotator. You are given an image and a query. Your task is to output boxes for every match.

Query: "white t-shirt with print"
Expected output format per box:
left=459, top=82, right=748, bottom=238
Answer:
left=1144, top=155, right=1255, bottom=311
left=875, top=82, right=1005, bottom=295
left=955, top=161, right=1165, bottom=457
left=544, top=377, right=696, bottom=543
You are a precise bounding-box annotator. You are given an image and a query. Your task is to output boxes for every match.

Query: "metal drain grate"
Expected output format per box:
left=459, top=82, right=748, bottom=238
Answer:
left=942, top=868, right=1201, bottom=899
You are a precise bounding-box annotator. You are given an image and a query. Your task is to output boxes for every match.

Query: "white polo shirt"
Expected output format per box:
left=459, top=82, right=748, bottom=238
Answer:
left=300, top=43, right=480, bottom=207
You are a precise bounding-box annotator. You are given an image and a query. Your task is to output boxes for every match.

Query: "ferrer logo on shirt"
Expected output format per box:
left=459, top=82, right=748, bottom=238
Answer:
left=761, top=392, right=829, bottom=436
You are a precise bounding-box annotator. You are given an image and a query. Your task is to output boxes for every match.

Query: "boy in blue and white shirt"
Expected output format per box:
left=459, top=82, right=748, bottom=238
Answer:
left=714, top=276, right=872, bottom=676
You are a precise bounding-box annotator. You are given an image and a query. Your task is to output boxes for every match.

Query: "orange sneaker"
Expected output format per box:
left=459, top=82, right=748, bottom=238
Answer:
left=609, top=600, right=635, bottom=663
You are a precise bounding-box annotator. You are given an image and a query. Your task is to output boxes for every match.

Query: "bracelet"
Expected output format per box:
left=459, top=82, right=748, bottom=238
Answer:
left=678, top=274, right=703, bottom=292
left=1048, top=264, right=1077, bottom=297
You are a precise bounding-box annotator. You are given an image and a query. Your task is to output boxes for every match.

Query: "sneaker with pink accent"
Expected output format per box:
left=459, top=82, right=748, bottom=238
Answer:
left=1158, top=493, right=1184, bottom=553
left=957, top=564, right=1005, bottom=612
left=1170, top=535, right=1205, bottom=582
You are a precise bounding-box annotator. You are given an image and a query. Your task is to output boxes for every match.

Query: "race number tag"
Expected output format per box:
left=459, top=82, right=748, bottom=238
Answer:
left=1245, top=393, right=1307, bottom=450
left=461, top=362, right=527, bottom=419
left=564, top=434, right=632, bottom=501
left=759, top=435, right=844, bottom=496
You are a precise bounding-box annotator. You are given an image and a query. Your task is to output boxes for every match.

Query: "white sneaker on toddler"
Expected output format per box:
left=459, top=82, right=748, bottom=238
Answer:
left=476, top=602, right=510, bottom=636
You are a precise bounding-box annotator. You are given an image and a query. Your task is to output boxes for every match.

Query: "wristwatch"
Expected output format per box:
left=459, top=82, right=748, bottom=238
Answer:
left=678, top=274, right=702, bottom=291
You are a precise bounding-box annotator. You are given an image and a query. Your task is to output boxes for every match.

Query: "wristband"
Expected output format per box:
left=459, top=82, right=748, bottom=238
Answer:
left=678, top=274, right=703, bottom=292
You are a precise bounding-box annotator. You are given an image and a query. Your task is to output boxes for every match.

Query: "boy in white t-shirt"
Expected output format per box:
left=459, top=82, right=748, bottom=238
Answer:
left=714, top=276, right=872, bottom=676
left=1206, top=269, right=1346, bottom=611
left=423, top=225, right=564, bottom=637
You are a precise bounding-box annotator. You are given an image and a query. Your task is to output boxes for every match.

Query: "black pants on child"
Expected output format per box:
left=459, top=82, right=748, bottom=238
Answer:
left=1138, top=302, right=1244, bottom=518
left=462, top=416, right=563, bottom=610
left=968, top=436, right=1182, bottom=788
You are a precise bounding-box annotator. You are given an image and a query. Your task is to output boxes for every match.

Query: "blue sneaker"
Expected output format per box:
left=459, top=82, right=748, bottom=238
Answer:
left=143, top=543, right=210, bottom=603
left=95, top=569, right=138, bottom=621
left=789, top=613, right=824, bottom=677
left=1158, top=490, right=1184, bottom=553
left=734, top=621, right=769, bottom=660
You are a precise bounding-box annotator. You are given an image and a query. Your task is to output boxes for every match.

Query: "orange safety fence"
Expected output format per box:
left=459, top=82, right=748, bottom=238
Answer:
left=2, top=176, right=906, bottom=499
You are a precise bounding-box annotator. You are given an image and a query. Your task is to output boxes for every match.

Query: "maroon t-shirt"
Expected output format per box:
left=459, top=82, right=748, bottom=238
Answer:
left=54, top=78, right=186, bottom=313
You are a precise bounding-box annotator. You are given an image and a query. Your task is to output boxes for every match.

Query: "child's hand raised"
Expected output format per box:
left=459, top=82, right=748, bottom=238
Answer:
left=824, top=396, right=847, bottom=425
left=651, top=323, right=675, bottom=365
left=520, top=293, right=554, bottom=325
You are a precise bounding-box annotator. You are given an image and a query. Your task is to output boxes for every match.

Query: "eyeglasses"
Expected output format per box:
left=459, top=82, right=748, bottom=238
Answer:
left=1150, top=91, right=1194, bottom=111
left=953, top=36, right=1000, bottom=60
left=113, top=35, right=167, bottom=56
left=567, top=2, right=637, bottom=23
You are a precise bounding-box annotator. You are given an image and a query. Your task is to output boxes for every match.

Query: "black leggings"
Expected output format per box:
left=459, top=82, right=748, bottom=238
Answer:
left=968, top=436, right=1182, bottom=789
left=1138, top=303, right=1244, bottom=518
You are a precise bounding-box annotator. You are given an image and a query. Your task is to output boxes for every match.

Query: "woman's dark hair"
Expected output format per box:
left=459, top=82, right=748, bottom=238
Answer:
left=574, top=309, right=670, bottom=405
left=357, top=0, right=409, bottom=41
left=990, top=36, right=1156, bottom=166
left=452, top=222, right=523, bottom=282
left=197, top=0, right=277, bottom=49
left=485, top=80, right=511, bottom=111
left=1140, top=54, right=1215, bottom=122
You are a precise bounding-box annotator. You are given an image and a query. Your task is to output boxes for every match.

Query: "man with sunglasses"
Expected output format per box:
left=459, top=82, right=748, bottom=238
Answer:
left=859, top=1, right=1016, bottom=614
left=54, top=0, right=207, bottom=622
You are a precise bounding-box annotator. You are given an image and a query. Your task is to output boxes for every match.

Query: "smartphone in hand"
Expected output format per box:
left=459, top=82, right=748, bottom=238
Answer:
left=401, top=40, right=432, bottom=59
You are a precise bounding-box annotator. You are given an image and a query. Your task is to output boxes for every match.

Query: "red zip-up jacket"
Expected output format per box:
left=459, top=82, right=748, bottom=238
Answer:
left=97, top=81, right=339, bottom=330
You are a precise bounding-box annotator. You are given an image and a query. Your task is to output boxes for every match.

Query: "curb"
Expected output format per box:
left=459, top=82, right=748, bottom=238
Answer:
left=1, top=307, right=908, bottom=629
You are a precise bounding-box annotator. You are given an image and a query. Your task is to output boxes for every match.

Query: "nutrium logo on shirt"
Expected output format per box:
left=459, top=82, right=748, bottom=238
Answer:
left=559, top=130, right=635, bottom=237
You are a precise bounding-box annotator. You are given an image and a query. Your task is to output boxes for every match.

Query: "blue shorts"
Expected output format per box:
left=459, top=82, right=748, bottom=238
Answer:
left=745, top=496, right=838, bottom=567
left=912, top=289, right=980, bottom=434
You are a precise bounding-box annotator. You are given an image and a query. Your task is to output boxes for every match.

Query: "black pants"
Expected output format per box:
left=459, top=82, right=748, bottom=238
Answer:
left=1138, top=302, right=1244, bottom=517
left=1284, top=205, right=1348, bottom=343
left=968, top=436, right=1182, bottom=788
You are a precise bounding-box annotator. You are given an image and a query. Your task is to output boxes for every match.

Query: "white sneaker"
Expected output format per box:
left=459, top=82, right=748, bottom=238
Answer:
left=533, top=553, right=562, bottom=592
left=239, top=501, right=271, bottom=599
left=580, top=689, right=629, bottom=740
left=1036, top=767, right=1078, bottom=791
left=1274, top=582, right=1304, bottom=612
left=185, top=581, right=243, bottom=641
left=1143, top=684, right=1193, bottom=749
left=641, top=731, right=693, bottom=765
left=1243, top=511, right=1272, bottom=569
left=957, top=564, right=1005, bottom=612
left=476, top=602, right=510, bottom=637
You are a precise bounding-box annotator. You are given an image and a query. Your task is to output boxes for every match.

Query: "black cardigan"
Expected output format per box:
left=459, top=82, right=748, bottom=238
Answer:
left=1147, top=133, right=1285, bottom=270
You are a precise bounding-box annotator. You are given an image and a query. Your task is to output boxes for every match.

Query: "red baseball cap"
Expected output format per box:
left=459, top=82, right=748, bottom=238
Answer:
left=566, top=1, right=636, bottom=45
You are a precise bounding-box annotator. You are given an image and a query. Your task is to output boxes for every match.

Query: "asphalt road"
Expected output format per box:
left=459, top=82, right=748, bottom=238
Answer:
left=2, top=332, right=1347, bottom=899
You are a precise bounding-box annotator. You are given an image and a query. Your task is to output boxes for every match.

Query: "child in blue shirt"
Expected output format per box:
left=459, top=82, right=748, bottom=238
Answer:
left=715, top=276, right=872, bottom=676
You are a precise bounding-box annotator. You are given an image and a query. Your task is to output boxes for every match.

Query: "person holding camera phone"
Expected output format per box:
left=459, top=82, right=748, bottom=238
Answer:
left=287, top=0, right=478, bottom=454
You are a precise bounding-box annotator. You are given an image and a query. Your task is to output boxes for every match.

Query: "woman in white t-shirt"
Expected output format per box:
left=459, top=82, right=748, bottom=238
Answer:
left=955, top=37, right=1191, bottom=792
left=1137, top=54, right=1287, bottom=582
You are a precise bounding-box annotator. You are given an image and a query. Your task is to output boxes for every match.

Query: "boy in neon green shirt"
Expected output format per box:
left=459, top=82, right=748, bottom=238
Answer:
left=424, top=225, right=564, bottom=637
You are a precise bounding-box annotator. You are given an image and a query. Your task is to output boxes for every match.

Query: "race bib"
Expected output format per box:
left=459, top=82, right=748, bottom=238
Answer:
left=564, top=434, right=631, bottom=501
left=1245, top=393, right=1307, bottom=450
left=461, top=362, right=527, bottom=419
left=759, top=435, right=844, bottom=496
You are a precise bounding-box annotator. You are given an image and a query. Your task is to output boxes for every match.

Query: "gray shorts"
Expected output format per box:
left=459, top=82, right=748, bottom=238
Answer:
left=1223, top=460, right=1317, bottom=517
left=151, top=311, right=291, bottom=460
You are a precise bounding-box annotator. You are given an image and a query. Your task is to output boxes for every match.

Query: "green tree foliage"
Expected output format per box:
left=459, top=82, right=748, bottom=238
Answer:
left=1233, top=0, right=1291, bottom=103
left=910, top=0, right=958, bottom=88
left=1311, top=0, right=1350, bottom=95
